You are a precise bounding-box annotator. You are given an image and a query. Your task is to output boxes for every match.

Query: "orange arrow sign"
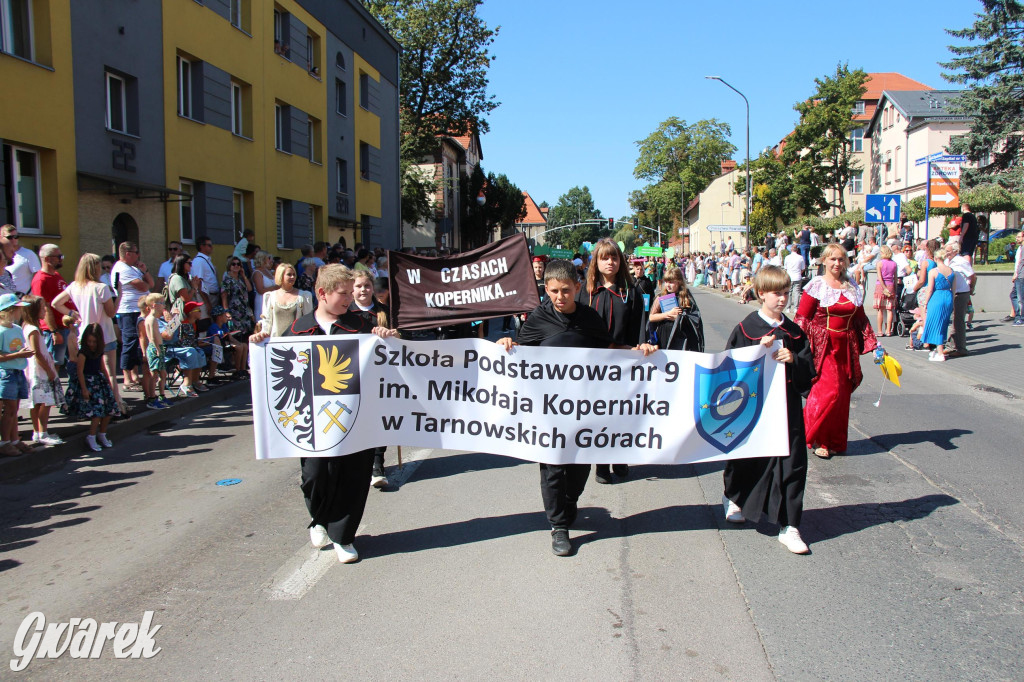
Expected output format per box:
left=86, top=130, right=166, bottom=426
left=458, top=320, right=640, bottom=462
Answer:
left=929, top=178, right=959, bottom=208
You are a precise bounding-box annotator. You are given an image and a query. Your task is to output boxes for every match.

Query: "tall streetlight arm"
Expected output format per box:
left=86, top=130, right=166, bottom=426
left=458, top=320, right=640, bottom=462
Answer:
left=706, top=76, right=751, bottom=249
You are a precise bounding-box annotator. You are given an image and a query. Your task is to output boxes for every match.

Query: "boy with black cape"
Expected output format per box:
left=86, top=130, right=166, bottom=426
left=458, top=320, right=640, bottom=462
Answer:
left=497, top=259, right=656, bottom=557
left=722, top=265, right=816, bottom=554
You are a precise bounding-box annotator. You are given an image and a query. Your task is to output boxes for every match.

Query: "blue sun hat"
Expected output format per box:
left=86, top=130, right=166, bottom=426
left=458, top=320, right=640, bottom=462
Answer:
left=0, top=293, right=29, bottom=312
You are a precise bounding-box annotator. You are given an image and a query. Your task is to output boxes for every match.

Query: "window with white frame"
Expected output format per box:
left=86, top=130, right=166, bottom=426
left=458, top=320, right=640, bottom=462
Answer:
left=1, top=0, right=33, bottom=61
left=231, top=81, right=244, bottom=136
left=850, top=127, right=863, bottom=153
left=276, top=199, right=284, bottom=248
left=853, top=101, right=865, bottom=116
left=849, top=170, right=863, bottom=194
left=2, top=143, right=42, bottom=233
left=232, top=190, right=244, bottom=242
left=177, top=55, right=192, bottom=118
left=180, top=180, right=195, bottom=243
left=106, top=72, right=127, bottom=133
left=894, top=147, right=901, bottom=181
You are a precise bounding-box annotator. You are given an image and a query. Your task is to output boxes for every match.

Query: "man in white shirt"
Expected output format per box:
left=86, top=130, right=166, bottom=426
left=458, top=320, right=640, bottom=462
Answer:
left=0, top=224, right=40, bottom=294
left=782, top=249, right=806, bottom=312
left=191, top=235, right=220, bottom=332
left=112, top=241, right=153, bottom=388
left=767, top=248, right=782, bottom=267
left=156, top=241, right=183, bottom=292
left=726, top=237, right=735, bottom=253
left=945, top=242, right=975, bottom=357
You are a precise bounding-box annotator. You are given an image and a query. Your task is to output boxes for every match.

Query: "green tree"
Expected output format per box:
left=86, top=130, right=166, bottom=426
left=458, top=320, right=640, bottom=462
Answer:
left=747, top=183, right=776, bottom=244
left=363, top=0, right=499, bottom=226
left=547, top=186, right=606, bottom=252
left=631, top=117, right=736, bottom=227
left=782, top=63, right=868, bottom=214
left=459, top=164, right=527, bottom=249
left=942, top=0, right=1024, bottom=191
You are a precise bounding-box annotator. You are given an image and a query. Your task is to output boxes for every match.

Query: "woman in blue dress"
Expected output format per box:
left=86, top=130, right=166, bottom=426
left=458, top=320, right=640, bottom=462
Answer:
left=920, top=248, right=955, bottom=362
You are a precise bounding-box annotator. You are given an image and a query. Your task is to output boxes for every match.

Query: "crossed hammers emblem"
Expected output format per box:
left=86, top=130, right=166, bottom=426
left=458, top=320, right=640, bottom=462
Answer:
left=319, top=400, right=353, bottom=434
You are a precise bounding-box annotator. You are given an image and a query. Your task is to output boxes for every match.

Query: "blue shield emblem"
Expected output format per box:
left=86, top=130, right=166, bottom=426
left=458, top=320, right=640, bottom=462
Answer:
left=694, top=355, right=766, bottom=453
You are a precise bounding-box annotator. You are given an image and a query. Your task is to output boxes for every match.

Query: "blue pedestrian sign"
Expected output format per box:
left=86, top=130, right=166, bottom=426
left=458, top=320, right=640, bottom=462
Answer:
left=865, top=194, right=901, bottom=223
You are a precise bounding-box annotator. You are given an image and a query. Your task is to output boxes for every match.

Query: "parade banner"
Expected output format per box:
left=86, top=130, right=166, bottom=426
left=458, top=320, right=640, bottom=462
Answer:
left=250, top=337, right=789, bottom=465
left=388, top=234, right=540, bottom=330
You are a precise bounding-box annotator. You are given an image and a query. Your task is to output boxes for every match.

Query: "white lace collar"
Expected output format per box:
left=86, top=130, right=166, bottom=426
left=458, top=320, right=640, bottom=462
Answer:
left=802, top=275, right=863, bottom=307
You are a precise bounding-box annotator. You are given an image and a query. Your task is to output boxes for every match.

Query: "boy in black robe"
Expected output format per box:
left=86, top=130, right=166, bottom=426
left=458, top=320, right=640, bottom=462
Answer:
left=722, top=265, right=816, bottom=554
left=251, top=265, right=398, bottom=563
left=497, top=260, right=656, bottom=557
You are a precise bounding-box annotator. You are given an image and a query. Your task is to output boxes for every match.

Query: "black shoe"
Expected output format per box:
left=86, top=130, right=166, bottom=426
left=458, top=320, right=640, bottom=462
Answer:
left=595, top=465, right=611, bottom=484
left=551, top=529, right=571, bottom=556
left=612, top=464, right=629, bottom=478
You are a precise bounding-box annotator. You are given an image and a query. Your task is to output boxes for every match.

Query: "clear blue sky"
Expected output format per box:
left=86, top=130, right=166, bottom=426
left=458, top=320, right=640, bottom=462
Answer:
left=476, top=0, right=983, bottom=220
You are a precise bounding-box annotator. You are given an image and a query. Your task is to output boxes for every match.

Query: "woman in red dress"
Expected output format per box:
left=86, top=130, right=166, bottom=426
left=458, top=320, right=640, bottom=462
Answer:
left=795, top=243, right=878, bottom=458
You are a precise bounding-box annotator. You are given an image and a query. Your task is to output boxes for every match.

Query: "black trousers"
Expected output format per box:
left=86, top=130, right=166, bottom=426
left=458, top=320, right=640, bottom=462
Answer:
left=952, top=291, right=970, bottom=352
left=300, top=449, right=375, bottom=545
left=539, top=463, right=590, bottom=529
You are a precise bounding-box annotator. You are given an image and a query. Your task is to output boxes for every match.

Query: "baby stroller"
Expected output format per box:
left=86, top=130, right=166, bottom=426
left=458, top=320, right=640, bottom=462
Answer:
left=893, top=281, right=917, bottom=337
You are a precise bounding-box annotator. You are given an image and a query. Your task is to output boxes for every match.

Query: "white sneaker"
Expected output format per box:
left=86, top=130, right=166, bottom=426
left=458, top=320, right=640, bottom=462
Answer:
left=97, top=433, right=113, bottom=448
left=39, top=433, right=65, bottom=446
left=723, top=494, right=745, bottom=523
left=928, top=352, right=945, bottom=362
left=309, top=524, right=329, bottom=549
left=334, top=542, right=359, bottom=563
left=371, top=473, right=388, bottom=489
left=85, top=435, right=103, bottom=452
left=778, top=526, right=810, bottom=554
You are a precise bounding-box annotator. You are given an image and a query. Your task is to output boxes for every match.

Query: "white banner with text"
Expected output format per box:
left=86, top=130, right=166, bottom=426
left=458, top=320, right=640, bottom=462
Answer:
left=250, top=337, right=788, bottom=465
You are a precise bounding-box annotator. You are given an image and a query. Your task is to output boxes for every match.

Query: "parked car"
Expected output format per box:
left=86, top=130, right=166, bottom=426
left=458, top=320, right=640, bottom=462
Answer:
left=989, top=228, right=1020, bottom=241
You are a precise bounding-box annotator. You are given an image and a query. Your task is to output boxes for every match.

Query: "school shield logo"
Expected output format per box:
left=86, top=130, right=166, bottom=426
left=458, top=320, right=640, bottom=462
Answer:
left=694, top=355, right=766, bottom=454
left=267, top=340, right=361, bottom=452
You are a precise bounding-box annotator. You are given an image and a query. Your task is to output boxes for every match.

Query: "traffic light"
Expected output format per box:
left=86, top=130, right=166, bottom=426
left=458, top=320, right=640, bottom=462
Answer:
left=633, top=217, right=639, bottom=230
left=608, top=217, right=614, bottom=231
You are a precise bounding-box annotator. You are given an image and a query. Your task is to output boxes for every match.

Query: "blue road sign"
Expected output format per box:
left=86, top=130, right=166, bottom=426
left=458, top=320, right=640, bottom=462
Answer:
left=865, top=194, right=901, bottom=223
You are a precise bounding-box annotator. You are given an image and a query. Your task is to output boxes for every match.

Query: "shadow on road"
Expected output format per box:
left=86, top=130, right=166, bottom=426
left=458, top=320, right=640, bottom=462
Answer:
left=798, top=493, right=959, bottom=543
left=404, top=451, right=527, bottom=484
left=0, top=403, right=249, bottom=574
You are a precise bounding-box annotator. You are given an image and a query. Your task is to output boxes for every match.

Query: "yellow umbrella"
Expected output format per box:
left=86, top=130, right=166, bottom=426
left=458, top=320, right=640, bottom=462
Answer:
left=879, top=354, right=902, bottom=387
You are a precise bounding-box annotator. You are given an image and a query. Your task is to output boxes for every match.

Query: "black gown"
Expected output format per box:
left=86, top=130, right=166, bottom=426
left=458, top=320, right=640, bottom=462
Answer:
left=286, top=310, right=378, bottom=546
left=722, top=311, right=815, bottom=527
left=576, top=282, right=645, bottom=347
left=652, top=298, right=705, bottom=352
left=518, top=299, right=613, bottom=529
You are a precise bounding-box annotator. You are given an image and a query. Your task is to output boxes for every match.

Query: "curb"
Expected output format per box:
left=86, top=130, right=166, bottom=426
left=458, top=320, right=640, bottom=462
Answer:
left=0, top=381, right=249, bottom=482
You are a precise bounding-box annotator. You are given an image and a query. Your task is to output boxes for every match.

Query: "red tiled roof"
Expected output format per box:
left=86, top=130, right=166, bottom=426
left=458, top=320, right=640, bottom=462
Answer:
left=520, top=191, right=546, bottom=224
left=855, top=72, right=932, bottom=121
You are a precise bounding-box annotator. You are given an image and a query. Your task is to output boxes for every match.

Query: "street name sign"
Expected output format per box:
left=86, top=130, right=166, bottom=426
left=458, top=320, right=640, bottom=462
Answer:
left=865, top=194, right=901, bottom=223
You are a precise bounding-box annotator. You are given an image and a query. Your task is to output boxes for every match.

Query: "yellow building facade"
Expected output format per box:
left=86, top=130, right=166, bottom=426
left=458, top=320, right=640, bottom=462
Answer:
left=0, top=0, right=79, bottom=259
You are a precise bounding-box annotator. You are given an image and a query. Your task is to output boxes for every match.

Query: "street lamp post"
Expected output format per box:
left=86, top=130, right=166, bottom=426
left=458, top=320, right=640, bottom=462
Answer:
left=706, top=76, right=750, bottom=249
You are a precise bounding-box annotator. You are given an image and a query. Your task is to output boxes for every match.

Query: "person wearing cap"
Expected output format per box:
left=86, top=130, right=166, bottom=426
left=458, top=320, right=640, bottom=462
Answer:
left=0, top=293, right=34, bottom=456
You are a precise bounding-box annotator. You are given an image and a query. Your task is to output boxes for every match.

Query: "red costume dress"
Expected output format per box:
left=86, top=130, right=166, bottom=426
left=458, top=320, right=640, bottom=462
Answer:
left=795, top=277, right=877, bottom=453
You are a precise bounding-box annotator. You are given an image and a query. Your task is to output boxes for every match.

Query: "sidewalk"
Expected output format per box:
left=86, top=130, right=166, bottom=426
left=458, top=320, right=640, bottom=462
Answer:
left=698, top=283, right=1024, bottom=400
left=0, top=374, right=249, bottom=481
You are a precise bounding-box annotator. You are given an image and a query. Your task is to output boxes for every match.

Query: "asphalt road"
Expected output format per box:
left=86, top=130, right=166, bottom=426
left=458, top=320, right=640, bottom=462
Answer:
left=1, top=290, right=1022, bottom=680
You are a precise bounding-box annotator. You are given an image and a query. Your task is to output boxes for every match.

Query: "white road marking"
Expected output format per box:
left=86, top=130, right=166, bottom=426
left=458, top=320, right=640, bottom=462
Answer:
left=264, top=447, right=435, bottom=600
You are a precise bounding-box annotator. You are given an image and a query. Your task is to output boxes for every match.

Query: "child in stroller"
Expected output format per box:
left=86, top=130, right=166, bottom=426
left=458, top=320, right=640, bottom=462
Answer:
left=894, top=281, right=918, bottom=337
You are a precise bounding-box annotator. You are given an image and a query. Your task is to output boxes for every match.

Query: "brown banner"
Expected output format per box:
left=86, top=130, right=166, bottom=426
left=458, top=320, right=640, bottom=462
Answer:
left=389, top=234, right=541, bottom=330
